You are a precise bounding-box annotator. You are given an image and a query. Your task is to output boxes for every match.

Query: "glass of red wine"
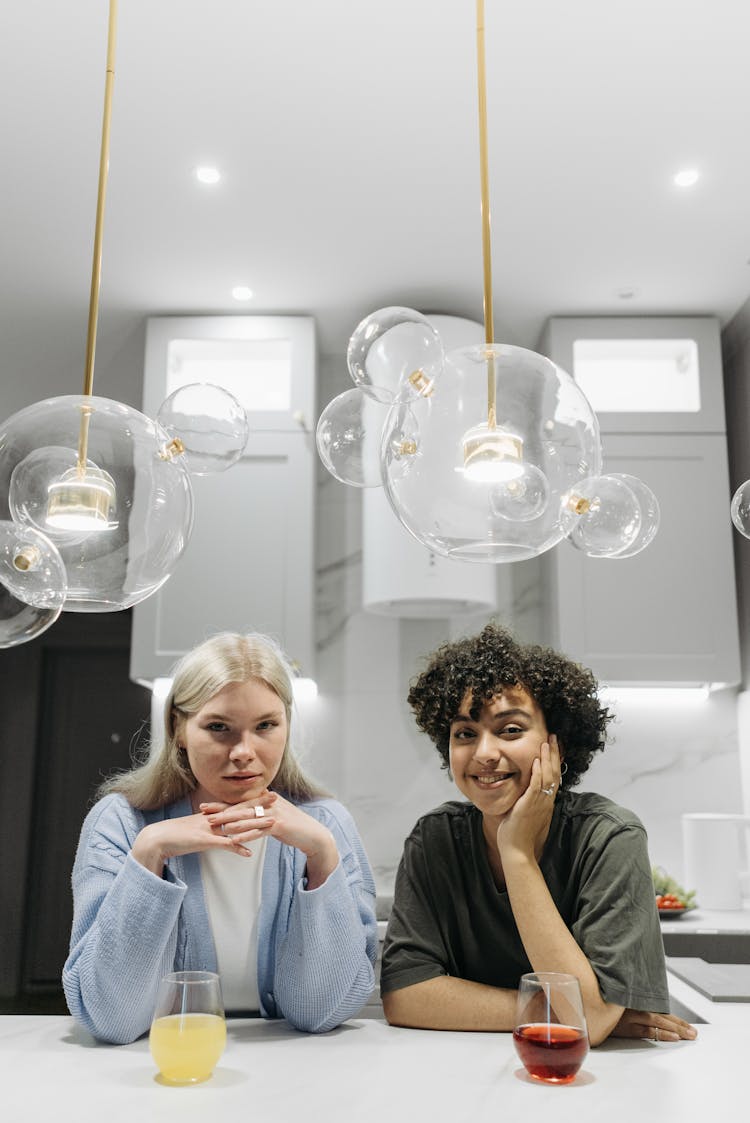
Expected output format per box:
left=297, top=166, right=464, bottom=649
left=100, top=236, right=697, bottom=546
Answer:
left=513, top=972, right=589, bottom=1084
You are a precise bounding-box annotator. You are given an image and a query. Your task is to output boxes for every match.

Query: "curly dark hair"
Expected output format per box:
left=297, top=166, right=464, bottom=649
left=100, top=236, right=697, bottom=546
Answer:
left=407, top=623, right=613, bottom=789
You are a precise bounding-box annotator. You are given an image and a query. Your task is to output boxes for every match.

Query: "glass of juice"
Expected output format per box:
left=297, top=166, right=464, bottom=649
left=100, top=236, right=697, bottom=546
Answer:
left=149, top=971, right=226, bottom=1085
left=513, top=972, right=589, bottom=1085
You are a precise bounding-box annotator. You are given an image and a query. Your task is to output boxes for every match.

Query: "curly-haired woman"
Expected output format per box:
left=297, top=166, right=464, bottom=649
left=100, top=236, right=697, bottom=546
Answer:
left=380, top=624, right=696, bottom=1046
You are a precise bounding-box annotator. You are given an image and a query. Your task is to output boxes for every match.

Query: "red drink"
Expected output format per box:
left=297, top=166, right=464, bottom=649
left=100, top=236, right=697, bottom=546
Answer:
left=513, top=1023, right=588, bottom=1084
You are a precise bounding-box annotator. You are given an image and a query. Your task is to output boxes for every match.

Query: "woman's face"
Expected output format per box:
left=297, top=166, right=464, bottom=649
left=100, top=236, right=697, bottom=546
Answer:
left=448, top=685, right=550, bottom=818
left=179, top=677, right=288, bottom=805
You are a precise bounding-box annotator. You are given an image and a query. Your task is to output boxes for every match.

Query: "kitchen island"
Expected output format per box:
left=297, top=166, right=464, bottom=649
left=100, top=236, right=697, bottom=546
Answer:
left=2, top=1008, right=742, bottom=1123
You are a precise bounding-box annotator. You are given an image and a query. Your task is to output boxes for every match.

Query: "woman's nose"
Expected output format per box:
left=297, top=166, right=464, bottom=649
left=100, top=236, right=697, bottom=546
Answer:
left=229, top=733, right=256, bottom=759
left=472, top=731, right=500, bottom=761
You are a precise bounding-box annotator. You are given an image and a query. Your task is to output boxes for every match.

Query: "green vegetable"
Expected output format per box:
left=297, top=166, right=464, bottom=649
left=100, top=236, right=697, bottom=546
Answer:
left=651, top=866, right=697, bottom=909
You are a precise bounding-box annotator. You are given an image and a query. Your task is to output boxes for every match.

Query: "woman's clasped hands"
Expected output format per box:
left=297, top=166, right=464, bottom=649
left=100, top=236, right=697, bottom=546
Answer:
left=201, top=791, right=340, bottom=888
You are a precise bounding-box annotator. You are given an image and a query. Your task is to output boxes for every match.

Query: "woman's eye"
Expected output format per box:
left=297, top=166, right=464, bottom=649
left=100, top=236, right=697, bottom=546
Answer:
left=206, top=722, right=229, bottom=733
left=452, top=728, right=474, bottom=740
left=502, top=725, right=524, bottom=736
left=257, top=720, right=278, bottom=732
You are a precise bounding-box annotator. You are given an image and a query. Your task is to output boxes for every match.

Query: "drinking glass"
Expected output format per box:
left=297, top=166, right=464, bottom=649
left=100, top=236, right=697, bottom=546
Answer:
left=513, top=972, right=589, bottom=1084
left=149, top=971, right=226, bottom=1085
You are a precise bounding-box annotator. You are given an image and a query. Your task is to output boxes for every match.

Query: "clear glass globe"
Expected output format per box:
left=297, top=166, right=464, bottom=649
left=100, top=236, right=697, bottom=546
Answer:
left=156, top=383, right=249, bottom=474
left=490, top=463, right=550, bottom=522
left=606, top=473, right=660, bottom=558
left=731, top=479, right=750, bottom=539
left=0, top=521, right=66, bottom=646
left=0, top=395, right=194, bottom=611
left=316, top=388, right=390, bottom=488
left=347, top=307, right=444, bottom=404
left=563, top=475, right=641, bottom=557
left=380, top=344, right=602, bottom=562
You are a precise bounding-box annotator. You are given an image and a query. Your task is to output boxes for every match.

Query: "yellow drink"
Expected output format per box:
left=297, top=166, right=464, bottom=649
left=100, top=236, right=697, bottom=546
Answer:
left=149, top=1012, right=226, bottom=1084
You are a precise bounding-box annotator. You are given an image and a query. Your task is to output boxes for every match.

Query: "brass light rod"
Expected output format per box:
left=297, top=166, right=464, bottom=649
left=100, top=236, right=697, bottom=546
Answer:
left=78, top=0, right=118, bottom=472
left=475, top=0, right=496, bottom=428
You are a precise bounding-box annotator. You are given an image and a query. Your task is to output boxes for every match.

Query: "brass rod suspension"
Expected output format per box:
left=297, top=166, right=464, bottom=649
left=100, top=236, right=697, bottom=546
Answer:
left=78, top=0, right=118, bottom=471
left=475, top=0, right=496, bottom=428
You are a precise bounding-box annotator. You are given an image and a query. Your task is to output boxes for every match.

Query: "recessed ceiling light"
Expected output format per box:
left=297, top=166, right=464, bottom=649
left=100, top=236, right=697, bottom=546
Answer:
left=673, top=168, right=699, bottom=188
left=231, top=286, right=254, bottom=301
left=616, top=287, right=640, bottom=300
left=194, top=165, right=221, bottom=185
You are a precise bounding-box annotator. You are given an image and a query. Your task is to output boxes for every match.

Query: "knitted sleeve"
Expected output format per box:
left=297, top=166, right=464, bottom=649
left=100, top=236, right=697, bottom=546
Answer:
left=62, top=795, right=186, bottom=1044
left=271, top=799, right=378, bottom=1032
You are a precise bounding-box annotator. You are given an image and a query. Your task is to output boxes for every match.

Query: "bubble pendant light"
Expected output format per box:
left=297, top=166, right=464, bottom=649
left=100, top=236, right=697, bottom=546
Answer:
left=0, top=2, right=247, bottom=632
left=317, top=0, right=659, bottom=564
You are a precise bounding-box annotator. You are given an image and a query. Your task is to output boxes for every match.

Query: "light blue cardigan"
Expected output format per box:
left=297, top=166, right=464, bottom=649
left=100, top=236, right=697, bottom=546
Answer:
left=63, top=792, right=378, bottom=1044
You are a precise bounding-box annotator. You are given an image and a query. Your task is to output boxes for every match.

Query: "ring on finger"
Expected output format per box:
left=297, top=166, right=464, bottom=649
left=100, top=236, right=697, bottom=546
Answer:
left=541, top=784, right=555, bottom=796
left=653, top=1027, right=659, bottom=1042
left=220, top=823, right=227, bottom=836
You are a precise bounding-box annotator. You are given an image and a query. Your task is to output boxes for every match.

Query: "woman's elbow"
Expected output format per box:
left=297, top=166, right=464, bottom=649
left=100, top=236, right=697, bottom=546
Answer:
left=586, top=1004, right=625, bottom=1047
left=382, top=989, right=414, bottom=1027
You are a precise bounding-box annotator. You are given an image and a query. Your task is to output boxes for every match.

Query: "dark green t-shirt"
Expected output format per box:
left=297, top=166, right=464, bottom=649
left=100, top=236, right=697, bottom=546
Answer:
left=380, top=789, right=670, bottom=1012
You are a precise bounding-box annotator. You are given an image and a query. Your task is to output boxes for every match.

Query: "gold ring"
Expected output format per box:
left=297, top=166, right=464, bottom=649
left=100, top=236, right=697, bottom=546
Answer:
left=653, top=1026, right=659, bottom=1042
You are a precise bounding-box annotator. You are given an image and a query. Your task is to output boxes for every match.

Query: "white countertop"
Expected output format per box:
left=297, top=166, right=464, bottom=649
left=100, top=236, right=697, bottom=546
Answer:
left=659, top=906, right=750, bottom=932
left=2, top=1013, right=746, bottom=1122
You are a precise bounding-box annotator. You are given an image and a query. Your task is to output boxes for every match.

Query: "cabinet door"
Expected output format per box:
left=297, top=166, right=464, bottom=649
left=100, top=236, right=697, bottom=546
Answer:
left=550, top=434, right=740, bottom=685
left=541, top=316, right=726, bottom=435
left=130, top=429, right=314, bottom=682
left=141, top=315, right=315, bottom=432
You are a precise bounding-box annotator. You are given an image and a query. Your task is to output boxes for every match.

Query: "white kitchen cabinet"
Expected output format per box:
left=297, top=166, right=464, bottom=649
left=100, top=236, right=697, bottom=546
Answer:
left=540, top=316, right=740, bottom=686
left=130, top=316, right=316, bottom=684
left=547, top=434, right=741, bottom=685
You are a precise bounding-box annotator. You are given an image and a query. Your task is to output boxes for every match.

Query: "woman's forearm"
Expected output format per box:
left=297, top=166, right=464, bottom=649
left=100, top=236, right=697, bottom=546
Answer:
left=383, top=975, right=518, bottom=1031
left=501, top=849, right=624, bottom=1045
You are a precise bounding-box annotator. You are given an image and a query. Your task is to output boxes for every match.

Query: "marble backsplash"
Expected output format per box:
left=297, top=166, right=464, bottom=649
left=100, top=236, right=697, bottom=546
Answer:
left=301, top=355, right=747, bottom=897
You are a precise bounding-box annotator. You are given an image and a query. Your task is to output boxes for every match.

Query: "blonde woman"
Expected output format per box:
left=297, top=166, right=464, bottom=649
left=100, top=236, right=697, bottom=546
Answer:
left=63, top=632, right=377, bottom=1044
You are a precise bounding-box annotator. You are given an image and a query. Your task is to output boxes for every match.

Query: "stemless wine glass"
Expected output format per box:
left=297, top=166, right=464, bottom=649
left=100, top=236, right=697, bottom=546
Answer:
left=149, top=971, right=226, bottom=1085
left=513, top=972, right=589, bottom=1085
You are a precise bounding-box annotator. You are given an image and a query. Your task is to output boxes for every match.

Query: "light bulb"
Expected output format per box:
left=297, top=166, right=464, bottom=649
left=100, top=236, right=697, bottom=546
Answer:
left=562, top=475, right=641, bottom=557
left=157, top=383, right=249, bottom=474
left=605, top=473, right=660, bottom=558
left=316, top=388, right=389, bottom=488
left=490, top=463, right=550, bottom=522
left=731, top=480, right=750, bottom=539
left=347, top=307, right=444, bottom=404
left=0, top=521, right=67, bottom=647
left=460, top=423, right=524, bottom=483
left=45, top=463, right=116, bottom=531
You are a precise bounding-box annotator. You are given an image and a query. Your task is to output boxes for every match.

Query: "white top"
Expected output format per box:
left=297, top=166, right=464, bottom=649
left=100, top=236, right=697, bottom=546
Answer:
left=200, top=836, right=267, bottom=1012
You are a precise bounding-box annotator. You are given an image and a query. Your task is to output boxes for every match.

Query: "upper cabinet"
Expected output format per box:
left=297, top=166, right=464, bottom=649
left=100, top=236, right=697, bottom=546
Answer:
left=540, top=316, right=740, bottom=686
left=540, top=316, right=726, bottom=434
left=130, top=316, right=316, bottom=685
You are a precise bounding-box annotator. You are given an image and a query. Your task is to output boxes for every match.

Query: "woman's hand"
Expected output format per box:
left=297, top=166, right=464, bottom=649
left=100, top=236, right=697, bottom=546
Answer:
left=201, top=791, right=340, bottom=889
left=610, top=1007, right=698, bottom=1042
left=131, top=807, right=269, bottom=876
left=497, top=735, right=562, bottom=862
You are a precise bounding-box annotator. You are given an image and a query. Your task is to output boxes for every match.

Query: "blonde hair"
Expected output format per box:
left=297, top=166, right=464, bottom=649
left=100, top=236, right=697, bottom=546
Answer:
left=99, top=632, right=328, bottom=809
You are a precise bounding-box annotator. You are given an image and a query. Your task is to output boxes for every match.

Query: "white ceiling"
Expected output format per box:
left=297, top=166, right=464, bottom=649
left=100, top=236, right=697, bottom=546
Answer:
left=2, top=0, right=750, bottom=413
